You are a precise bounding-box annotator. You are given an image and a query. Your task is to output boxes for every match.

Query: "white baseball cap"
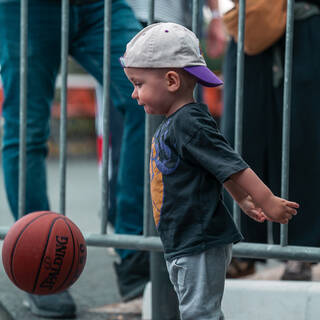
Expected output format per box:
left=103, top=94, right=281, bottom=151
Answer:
left=120, top=22, right=223, bottom=87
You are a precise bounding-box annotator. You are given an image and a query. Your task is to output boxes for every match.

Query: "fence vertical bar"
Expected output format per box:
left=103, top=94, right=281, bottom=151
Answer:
left=149, top=114, right=179, bottom=320
left=100, top=0, right=111, bottom=234
left=59, top=0, right=69, bottom=216
left=280, top=0, right=294, bottom=246
left=192, top=0, right=199, bottom=32
left=143, top=0, right=155, bottom=238
left=145, top=1, right=180, bottom=319
left=233, top=0, right=246, bottom=229
left=18, top=0, right=28, bottom=219
left=147, top=0, right=155, bottom=25
left=192, top=0, right=200, bottom=100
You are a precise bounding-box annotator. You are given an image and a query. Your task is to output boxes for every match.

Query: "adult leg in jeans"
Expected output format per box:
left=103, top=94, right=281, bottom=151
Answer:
left=70, top=0, right=148, bottom=301
left=0, top=1, right=76, bottom=318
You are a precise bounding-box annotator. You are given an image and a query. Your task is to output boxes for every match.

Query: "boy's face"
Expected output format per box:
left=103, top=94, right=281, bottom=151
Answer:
left=124, top=67, right=174, bottom=116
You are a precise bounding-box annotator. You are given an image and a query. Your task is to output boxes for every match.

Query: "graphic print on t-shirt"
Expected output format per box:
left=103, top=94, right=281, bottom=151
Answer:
left=149, top=119, right=180, bottom=227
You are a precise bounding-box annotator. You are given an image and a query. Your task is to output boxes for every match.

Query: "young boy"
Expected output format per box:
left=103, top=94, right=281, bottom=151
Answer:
left=121, top=22, right=299, bottom=320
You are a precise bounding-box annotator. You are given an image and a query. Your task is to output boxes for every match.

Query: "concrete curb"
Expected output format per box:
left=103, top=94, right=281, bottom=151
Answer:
left=143, top=280, right=320, bottom=320
left=223, top=279, right=320, bottom=320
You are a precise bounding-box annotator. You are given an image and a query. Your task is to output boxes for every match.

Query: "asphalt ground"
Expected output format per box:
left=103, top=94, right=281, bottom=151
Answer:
left=0, top=157, right=142, bottom=320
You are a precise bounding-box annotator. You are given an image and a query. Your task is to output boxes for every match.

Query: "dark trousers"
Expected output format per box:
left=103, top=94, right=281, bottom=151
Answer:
left=221, top=15, right=320, bottom=246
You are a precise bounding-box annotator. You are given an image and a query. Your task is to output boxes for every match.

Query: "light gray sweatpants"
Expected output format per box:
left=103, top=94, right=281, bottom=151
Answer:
left=166, top=245, right=232, bottom=320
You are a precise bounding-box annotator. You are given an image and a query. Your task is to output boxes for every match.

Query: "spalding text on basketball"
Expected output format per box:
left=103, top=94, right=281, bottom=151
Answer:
left=39, top=236, right=69, bottom=290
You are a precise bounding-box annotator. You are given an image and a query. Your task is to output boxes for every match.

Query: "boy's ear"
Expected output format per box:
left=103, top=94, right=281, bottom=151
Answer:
left=165, top=71, right=181, bottom=92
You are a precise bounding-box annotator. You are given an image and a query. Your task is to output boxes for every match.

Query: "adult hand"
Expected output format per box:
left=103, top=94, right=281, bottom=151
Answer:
left=206, top=17, right=227, bottom=58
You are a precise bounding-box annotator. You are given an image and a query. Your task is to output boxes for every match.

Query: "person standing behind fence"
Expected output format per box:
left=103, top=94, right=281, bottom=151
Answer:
left=0, top=0, right=146, bottom=317
left=121, top=22, right=299, bottom=320
left=207, top=0, right=320, bottom=280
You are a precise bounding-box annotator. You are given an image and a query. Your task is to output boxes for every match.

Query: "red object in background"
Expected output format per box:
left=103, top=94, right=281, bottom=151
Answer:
left=52, top=88, right=96, bottom=118
left=96, top=135, right=103, bottom=165
left=203, top=86, right=223, bottom=118
left=0, top=87, right=96, bottom=118
left=0, top=87, right=4, bottom=114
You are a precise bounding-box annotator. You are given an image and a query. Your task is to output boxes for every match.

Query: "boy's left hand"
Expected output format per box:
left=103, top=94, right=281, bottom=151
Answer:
left=238, top=195, right=268, bottom=223
left=261, top=195, right=299, bottom=224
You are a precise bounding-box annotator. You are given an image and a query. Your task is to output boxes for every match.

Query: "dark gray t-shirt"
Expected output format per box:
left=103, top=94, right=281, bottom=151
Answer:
left=150, top=103, right=248, bottom=260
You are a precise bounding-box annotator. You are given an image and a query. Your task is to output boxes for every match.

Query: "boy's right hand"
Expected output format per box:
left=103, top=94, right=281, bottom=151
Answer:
left=261, top=195, right=299, bottom=224
left=238, top=195, right=268, bottom=223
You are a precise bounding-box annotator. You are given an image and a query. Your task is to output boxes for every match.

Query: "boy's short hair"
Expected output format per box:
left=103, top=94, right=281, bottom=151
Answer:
left=120, top=22, right=223, bottom=88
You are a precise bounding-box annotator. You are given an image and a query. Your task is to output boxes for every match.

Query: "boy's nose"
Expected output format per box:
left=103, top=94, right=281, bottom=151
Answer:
left=131, top=88, right=138, bottom=99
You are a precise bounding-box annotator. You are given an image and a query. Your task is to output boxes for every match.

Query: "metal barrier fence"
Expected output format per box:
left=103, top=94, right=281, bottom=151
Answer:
left=0, top=0, right=320, bottom=319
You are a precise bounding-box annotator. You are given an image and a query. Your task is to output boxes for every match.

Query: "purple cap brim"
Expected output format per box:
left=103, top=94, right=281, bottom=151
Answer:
left=184, top=66, right=223, bottom=87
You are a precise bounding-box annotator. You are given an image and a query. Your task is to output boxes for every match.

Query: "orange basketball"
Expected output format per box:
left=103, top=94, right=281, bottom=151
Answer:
left=2, top=211, right=87, bottom=295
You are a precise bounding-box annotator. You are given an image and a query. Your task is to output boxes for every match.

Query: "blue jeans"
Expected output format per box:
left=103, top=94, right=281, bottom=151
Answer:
left=0, top=0, right=145, bottom=259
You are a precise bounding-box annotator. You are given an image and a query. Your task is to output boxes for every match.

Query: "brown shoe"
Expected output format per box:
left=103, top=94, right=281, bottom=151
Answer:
left=281, top=261, right=312, bottom=281
left=226, top=258, right=256, bottom=279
